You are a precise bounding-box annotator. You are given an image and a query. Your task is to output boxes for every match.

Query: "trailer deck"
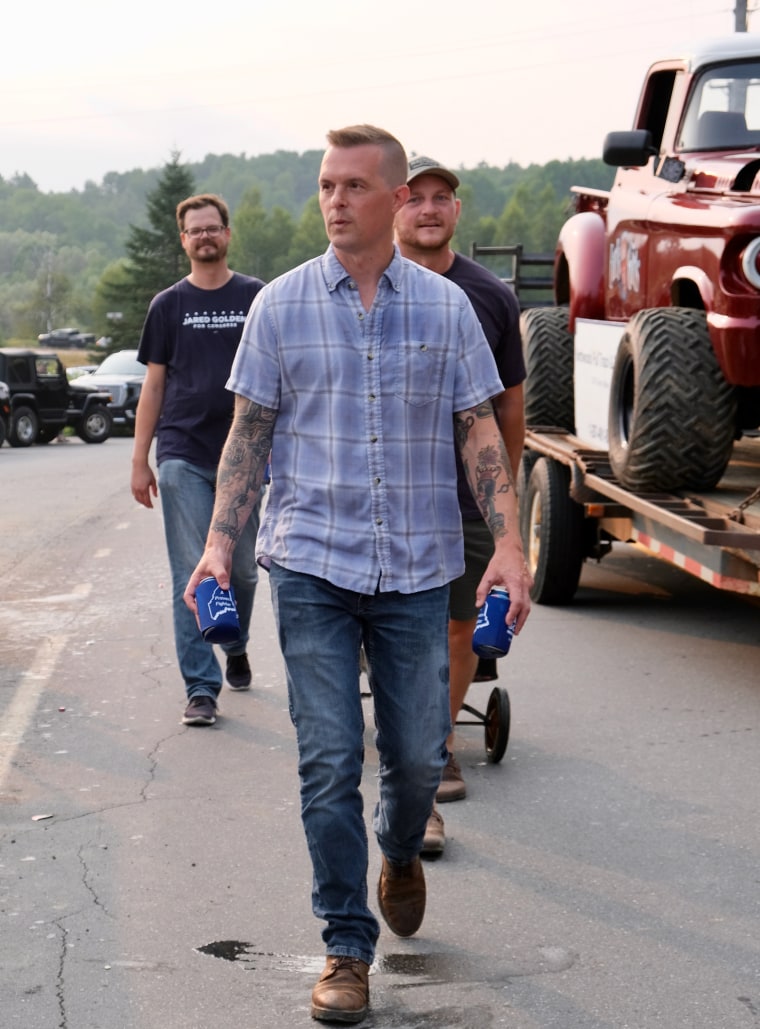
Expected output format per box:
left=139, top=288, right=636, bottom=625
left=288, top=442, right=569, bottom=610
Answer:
left=524, top=429, right=760, bottom=596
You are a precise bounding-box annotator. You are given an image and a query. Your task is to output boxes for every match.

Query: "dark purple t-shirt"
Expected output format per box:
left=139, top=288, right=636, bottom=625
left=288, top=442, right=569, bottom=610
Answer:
left=444, top=253, right=525, bottom=520
left=137, top=273, right=264, bottom=469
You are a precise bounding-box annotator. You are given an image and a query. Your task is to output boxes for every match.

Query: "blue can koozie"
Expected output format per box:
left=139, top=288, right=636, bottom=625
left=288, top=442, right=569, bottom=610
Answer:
left=195, top=576, right=241, bottom=644
left=472, top=587, right=514, bottom=658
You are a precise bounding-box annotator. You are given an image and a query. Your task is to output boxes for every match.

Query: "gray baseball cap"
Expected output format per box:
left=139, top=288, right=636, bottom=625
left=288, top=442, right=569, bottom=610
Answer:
left=407, top=155, right=460, bottom=191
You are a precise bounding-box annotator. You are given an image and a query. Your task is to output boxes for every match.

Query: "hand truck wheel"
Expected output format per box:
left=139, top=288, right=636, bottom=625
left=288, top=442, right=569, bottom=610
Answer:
left=485, top=686, right=510, bottom=764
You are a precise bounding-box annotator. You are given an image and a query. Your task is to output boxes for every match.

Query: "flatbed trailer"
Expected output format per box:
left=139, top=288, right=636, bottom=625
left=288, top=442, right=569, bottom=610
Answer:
left=520, top=428, right=760, bottom=603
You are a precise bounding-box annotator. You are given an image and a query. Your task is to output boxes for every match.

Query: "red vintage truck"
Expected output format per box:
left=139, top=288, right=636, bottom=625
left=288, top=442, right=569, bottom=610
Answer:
left=480, top=35, right=760, bottom=603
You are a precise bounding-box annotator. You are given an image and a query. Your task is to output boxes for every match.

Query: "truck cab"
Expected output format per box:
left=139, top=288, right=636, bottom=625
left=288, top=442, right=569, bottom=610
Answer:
left=598, top=36, right=760, bottom=382
left=528, top=35, right=760, bottom=493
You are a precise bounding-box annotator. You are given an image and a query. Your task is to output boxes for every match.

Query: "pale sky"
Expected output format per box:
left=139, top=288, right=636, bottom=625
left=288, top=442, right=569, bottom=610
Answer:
left=2, top=0, right=749, bottom=194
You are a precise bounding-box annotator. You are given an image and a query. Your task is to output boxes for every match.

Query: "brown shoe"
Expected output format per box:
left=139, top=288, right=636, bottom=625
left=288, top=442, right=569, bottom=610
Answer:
left=311, top=956, right=369, bottom=1023
left=436, top=750, right=466, bottom=803
left=421, top=806, right=445, bottom=856
left=377, top=855, right=425, bottom=937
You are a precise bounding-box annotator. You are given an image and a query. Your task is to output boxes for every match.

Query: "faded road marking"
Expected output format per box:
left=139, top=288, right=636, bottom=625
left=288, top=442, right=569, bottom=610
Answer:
left=0, top=633, right=69, bottom=792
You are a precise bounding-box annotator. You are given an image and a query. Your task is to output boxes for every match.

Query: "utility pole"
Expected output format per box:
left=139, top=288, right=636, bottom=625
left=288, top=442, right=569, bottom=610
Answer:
left=45, top=250, right=53, bottom=332
left=735, top=0, right=748, bottom=31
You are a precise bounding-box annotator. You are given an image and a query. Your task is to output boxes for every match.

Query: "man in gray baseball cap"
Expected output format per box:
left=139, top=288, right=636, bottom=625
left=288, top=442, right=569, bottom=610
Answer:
left=396, top=154, right=526, bottom=855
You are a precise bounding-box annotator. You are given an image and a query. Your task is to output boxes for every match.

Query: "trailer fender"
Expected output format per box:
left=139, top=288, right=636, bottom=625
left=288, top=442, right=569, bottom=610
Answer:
left=557, top=211, right=606, bottom=327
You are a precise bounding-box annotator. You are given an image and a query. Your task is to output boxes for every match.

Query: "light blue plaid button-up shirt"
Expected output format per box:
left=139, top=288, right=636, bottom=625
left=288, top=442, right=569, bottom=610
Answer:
left=227, top=245, right=504, bottom=595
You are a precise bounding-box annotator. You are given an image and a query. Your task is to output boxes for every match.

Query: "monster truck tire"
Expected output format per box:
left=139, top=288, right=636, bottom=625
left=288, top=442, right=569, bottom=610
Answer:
left=10, top=405, right=39, bottom=448
left=520, top=457, right=584, bottom=605
left=520, top=306, right=575, bottom=431
left=76, top=404, right=112, bottom=444
left=608, top=308, right=736, bottom=491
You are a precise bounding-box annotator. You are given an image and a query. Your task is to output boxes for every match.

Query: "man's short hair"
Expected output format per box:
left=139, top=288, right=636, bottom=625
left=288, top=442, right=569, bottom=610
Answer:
left=176, top=194, right=230, bottom=232
left=325, top=124, right=408, bottom=187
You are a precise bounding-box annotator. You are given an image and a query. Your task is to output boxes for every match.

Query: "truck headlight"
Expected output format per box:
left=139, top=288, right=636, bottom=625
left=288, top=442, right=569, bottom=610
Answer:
left=740, top=237, right=760, bottom=289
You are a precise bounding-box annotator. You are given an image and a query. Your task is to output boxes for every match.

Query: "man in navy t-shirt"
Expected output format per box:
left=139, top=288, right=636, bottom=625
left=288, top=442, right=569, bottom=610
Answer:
left=395, top=157, right=526, bottom=851
left=131, top=193, right=265, bottom=726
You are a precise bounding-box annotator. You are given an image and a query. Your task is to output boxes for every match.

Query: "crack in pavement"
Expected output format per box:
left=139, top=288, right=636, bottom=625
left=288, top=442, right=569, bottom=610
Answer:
left=52, top=918, right=68, bottom=1029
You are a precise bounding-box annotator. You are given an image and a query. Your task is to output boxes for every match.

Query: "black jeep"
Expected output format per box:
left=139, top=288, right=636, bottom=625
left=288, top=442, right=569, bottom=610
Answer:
left=0, top=348, right=113, bottom=447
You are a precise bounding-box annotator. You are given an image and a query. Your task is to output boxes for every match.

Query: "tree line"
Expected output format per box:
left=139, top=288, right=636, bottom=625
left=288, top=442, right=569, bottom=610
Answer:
left=0, top=149, right=614, bottom=349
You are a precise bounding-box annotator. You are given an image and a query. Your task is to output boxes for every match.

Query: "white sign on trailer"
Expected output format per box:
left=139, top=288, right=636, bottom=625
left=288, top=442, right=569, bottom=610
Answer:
left=573, top=319, right=626, bottom=449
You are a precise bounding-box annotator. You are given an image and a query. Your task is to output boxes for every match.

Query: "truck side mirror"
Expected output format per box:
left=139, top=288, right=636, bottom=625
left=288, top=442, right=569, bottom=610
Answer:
left=603, top=130, right=658, bottom=167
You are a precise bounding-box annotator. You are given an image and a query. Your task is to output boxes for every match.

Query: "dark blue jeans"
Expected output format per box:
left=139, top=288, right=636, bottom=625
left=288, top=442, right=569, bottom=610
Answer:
left=269, top=562, right=450, bottom=965
left=159, top=459, right=261, bottom=700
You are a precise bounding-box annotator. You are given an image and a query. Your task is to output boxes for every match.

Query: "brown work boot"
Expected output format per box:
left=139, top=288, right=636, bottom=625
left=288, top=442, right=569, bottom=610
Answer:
left=421, top=806, right=445, bottom=856
left=311, top=956, right=369, bottom=1023
left=436, top=750, right=466, bottom=803
left=377, top=855, right=426, bottom=937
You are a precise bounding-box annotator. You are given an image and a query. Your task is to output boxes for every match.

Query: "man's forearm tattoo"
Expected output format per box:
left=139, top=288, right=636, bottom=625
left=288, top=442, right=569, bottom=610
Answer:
left=455, top=402, right=514, bottom=541
left=213, top=401, right=276, bottom=544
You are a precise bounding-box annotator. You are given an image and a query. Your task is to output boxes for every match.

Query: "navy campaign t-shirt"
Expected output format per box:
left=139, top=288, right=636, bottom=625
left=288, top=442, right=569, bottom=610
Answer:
left=137, top=273, right=264, bottom=470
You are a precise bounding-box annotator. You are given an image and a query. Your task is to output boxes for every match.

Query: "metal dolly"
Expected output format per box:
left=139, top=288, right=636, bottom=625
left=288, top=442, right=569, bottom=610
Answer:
left=360, top=651, right=511, bottom=764
left=455, top=656, right=511, bottom=764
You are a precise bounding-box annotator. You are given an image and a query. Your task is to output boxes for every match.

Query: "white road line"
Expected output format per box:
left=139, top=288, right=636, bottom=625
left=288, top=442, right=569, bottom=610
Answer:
left=0, top=633, right=69, bottom=792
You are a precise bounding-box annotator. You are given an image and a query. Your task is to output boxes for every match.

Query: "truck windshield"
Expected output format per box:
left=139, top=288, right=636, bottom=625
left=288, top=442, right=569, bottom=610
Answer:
left=679, top=59, right=760, bottom=151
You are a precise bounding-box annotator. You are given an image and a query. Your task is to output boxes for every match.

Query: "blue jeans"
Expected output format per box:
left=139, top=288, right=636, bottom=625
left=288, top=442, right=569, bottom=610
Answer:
left=269, top=562, right=450, bottom=966
left=158, top=459, right=261, bottom=701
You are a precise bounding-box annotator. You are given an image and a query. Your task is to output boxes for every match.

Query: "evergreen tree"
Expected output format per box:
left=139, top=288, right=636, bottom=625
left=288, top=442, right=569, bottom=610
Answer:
left=98, top=152, right=195, bottom=350
left=228, top=187, right=297, bottom=281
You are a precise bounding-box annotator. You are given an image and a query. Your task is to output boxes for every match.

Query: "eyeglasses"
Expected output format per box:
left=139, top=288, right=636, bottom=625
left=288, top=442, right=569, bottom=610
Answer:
left=182, top=224, right=226, bottom=239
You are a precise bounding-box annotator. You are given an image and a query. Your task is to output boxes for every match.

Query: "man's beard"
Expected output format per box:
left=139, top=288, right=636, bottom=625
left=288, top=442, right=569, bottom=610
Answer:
left=408, top=230, right=448, bottom=252
left=192, top=242, right=227, bottom=264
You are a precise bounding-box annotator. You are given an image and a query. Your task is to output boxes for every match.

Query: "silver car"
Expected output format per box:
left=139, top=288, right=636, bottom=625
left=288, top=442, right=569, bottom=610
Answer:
left=70, top=350, right=145, bottom=433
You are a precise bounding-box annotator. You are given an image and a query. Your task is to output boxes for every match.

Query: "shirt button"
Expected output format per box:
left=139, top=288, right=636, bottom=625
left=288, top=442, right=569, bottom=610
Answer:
left=367, top=352, right=374, bottom=360
left=374, top=477, right=381, bottom=485
left=376, top=518, right=383, bottom=525
left=370, top=436, right=378, bottom=443
left=358, top=312, right=364, bottom=320
left=368, top=393, right=376, bottom=401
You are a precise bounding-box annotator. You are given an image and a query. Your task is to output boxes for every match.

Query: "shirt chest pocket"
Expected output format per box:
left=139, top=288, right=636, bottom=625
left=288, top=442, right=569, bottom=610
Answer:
left=394, top=339, right=446, bottom=407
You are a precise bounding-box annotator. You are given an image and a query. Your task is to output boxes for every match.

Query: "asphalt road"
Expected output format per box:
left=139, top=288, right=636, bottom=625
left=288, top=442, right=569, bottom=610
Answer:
left=1, top=437, right=759, bottom=1029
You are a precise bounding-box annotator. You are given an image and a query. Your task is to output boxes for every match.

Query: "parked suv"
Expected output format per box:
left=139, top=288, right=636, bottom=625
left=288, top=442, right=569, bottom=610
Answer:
left=0, top=348, right=113, bottom=446
left=69, top=349, right=145, bottom=433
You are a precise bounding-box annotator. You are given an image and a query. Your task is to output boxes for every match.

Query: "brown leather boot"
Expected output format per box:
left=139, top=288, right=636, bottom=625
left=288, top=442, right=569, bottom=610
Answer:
left=311, top=956, right=369, bottom=1023
left=421, top=805, right=445, bottom=856
left=377, top=855, right=426, bottom=937
left=436, top=750, right=466, bottom=802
